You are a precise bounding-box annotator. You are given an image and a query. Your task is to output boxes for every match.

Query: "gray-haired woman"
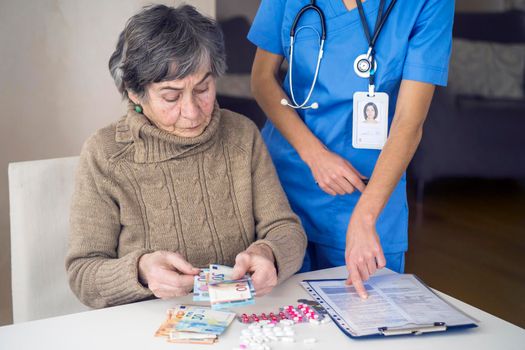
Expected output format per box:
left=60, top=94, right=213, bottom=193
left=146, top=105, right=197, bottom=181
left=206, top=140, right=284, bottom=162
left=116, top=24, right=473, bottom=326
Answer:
left=66, top=4, right=306, bottom=308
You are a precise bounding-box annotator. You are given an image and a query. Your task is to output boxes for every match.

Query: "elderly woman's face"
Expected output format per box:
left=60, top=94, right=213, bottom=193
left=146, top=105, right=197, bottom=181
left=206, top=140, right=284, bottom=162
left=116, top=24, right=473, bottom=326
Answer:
left=132, top=68, right=216, bottom=137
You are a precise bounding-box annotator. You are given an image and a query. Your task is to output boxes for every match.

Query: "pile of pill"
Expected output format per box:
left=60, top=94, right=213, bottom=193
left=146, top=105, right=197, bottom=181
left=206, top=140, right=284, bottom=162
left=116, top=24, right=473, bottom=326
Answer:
left=234, top=304, right=331, bottom=349
left=284, top=303, right=321, bottom=323
left=239, top=312, right=286, bottom=324
left=238, top=303, right=326, bottom=324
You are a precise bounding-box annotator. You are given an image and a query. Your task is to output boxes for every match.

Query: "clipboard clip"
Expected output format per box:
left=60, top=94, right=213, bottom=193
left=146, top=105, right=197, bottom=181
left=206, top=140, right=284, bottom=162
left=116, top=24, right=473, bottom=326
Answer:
left=378, top=322, right=447, bottom=336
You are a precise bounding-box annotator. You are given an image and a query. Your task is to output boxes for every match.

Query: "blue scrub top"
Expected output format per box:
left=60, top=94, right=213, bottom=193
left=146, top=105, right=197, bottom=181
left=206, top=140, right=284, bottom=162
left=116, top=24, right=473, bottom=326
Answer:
left=248, top=0, right=453, bottom=254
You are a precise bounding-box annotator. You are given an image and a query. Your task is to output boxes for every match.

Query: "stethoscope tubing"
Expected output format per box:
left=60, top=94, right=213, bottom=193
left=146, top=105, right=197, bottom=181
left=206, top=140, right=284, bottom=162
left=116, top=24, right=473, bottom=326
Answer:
left=283, top=1, right=326, bottom=110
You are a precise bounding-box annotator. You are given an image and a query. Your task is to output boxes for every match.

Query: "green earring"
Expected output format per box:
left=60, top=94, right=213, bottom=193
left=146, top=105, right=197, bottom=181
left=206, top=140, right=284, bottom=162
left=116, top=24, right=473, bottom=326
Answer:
left=134, top=104, right=143, bottom=114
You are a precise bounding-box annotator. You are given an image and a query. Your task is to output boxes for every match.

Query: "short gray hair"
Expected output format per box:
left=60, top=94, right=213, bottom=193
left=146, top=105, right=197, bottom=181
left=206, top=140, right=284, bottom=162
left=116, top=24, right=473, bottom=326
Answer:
left=109, top=4, right=226, bottom=99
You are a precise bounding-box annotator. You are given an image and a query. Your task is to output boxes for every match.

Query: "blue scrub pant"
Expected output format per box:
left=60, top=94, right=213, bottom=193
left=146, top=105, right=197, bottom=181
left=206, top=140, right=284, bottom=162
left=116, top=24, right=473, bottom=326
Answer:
left=300, top=241, right=405, bottom=273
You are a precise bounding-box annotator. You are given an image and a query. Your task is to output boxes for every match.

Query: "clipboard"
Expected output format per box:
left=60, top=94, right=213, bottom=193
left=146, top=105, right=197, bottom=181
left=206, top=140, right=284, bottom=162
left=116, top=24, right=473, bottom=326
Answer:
left=301, top=274, right=478, bottom=338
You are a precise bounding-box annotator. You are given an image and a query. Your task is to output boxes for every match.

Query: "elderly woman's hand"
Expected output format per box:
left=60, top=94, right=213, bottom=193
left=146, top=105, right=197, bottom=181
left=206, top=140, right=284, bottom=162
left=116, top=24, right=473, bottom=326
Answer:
left=138, top=251, right=200, bottom=299
left=232, top=244, right=278, bottom=297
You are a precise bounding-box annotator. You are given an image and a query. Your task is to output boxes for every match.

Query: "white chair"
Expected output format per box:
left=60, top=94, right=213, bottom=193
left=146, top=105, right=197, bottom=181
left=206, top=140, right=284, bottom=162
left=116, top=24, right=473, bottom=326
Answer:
left=8, top=156, right=90, bottom=323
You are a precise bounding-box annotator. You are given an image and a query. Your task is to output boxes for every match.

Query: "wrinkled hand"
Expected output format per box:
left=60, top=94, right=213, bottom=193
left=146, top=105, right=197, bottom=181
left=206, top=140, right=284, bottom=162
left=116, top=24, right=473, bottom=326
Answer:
left=303, top=146, right=366, bottom=196
left=138, top=251, right=200, bottom=299
left=232, top=244, right=277, bottom=297
left=345, top=215, right=386, bottom=299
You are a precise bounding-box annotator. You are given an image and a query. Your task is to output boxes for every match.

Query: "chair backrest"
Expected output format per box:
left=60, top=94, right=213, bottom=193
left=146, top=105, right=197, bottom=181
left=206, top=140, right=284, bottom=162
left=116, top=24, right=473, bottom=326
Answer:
left=8, top=156, right=89, bottom=323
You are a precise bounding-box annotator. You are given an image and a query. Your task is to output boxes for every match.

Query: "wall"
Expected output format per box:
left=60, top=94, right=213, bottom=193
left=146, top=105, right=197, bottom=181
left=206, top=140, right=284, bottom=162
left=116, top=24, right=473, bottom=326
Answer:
left=216, top=0, right=260, bottom=22
left=0, top=0, right=215, bottom=326
left=457, top=0, right=525, bottom=12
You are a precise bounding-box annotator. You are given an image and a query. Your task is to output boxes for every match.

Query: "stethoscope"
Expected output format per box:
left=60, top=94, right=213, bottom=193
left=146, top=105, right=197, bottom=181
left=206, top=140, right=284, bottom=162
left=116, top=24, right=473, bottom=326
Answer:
left=280, top=0, right=326, bottom=110
left=280, top=0, right=398, bottom=110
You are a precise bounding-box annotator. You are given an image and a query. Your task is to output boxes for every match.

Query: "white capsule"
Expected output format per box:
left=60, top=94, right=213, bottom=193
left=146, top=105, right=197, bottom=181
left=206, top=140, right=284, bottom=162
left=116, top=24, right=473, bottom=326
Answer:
left=267, top=335, right=278, bottom=341
left=263, top=345, right=271, bottom=350
left=321, top=317, right=332, bottom=324
left=280, top=337, right=295, bottom=343
left=309, top=319, right=321, bottom=325
left=239, top=338, right=253, bottom=346
left=241, top=329, right=252, bottom=336
left=263, top=323, right=275, bottom=328
left=303, top=338, right=317, bottom=344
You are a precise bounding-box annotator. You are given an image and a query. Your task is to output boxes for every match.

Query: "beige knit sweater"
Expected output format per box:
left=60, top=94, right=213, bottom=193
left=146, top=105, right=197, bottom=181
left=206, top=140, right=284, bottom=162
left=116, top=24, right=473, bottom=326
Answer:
left=66, top=104, right=307, bottom=308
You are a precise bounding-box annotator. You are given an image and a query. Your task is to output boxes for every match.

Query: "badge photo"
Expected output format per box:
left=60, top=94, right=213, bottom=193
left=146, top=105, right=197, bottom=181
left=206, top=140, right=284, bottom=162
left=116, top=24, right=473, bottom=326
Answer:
left=352, top=91, right=389, bottom=150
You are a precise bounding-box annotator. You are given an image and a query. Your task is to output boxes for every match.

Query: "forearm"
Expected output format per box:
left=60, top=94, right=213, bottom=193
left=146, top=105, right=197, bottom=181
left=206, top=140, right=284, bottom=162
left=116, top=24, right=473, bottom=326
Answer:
left=354, top=80, right=435, bottom=220
left=251, top=49, right=325, bottom=162
left=355, top=119, right=423, bottom=220
left=67, top=250, right=153, bottom=308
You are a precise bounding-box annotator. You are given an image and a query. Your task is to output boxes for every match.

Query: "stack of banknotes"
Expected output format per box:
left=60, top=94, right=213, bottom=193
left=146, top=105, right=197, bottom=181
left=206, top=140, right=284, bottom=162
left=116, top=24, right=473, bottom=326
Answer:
left=155, top=305, right=236, bottom=344
left=193, top=264, right=255, bottom=309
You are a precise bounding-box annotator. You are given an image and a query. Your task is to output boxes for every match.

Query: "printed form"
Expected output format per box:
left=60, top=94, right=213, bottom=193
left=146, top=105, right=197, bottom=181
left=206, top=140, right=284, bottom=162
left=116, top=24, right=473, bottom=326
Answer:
left=304, top=274, right=477, bottom=337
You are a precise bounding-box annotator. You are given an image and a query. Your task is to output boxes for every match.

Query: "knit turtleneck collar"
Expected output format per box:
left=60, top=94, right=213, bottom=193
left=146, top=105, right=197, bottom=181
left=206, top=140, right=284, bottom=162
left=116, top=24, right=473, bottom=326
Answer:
left=115, top=102, right=222, bottom=163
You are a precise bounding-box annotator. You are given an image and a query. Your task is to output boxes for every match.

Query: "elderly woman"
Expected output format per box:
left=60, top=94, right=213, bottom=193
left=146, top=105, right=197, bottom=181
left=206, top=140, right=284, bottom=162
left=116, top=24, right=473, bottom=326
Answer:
left=66, top=4, right=306, bottom=309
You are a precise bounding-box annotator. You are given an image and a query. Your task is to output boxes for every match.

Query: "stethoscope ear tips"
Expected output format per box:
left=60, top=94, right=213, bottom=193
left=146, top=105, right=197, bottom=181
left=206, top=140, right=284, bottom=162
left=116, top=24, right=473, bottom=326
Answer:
left=311, top=102, right=319, bottom=109
left=280, top=98, right=289, bottom=106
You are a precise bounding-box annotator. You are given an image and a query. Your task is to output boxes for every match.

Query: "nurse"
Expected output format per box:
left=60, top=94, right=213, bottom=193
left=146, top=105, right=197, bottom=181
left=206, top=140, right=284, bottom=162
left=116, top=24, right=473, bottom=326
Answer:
left=249, top=0, right=454, bottom=298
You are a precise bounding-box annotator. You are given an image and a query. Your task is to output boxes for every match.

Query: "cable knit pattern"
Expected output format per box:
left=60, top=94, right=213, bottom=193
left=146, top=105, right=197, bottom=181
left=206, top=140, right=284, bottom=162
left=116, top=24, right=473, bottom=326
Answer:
left=66, top=103, right=307, bottom=308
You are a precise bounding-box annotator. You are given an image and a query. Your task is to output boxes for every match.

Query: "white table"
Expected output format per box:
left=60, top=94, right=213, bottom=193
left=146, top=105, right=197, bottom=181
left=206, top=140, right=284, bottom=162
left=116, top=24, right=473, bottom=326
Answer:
left=1, top=266, right=523, bottom=349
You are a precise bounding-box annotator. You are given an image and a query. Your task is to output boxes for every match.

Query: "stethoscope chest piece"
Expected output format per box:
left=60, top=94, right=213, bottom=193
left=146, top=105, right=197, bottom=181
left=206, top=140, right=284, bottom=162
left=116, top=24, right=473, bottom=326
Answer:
left=353, top=53, right=377, bottom=78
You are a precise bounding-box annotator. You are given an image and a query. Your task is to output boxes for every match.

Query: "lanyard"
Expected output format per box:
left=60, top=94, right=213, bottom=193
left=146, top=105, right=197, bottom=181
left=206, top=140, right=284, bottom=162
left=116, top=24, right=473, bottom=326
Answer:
left=355, top=0, right=398, bottom=89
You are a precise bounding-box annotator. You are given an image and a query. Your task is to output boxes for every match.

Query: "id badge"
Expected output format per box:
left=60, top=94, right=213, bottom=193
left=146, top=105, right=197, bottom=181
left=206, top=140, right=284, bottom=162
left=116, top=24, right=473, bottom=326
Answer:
left=352, top=91, right=389, bottom=150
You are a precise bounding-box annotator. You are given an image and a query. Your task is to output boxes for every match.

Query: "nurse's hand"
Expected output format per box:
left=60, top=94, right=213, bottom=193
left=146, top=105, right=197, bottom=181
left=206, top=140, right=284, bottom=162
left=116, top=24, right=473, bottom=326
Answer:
left=303, top=146, right=366, bottom=196
left=345, top=215, right=386, bottom=299
left=138, top=251, right=200, bottom=299
left=232, top=244, right=278, bottom=297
